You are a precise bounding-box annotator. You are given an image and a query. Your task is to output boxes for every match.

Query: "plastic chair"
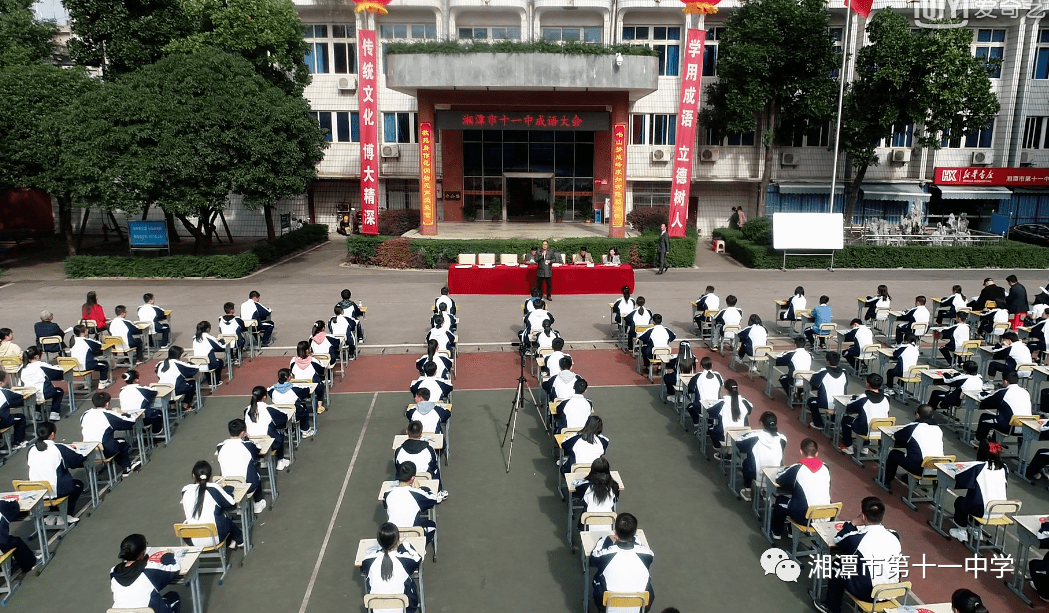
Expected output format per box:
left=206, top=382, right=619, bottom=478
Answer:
left=853, top=345, right=880, bottom=377
left=788, top=503, right=842, bottom=559
left=900, top=455, right=954, bottom=511
left=894, top=365, right=926, bottom=404
left=457, top=253, right=476, bottom=265
left=966, top=499, right=1021, bottom=555
left=950, top=339, right=981, bottom=367
left=476, top=253, right=496, bottom=266
left=845, top=581, right=911, bottom=613
left=852, top=417, right=896, bottom=466
left=602, top=591, right=650, bottom=612
left=12, top=480, right=72, bottom=534
left=173, top=523, right=229, bottom=582
left=364, top=594, right=409, bottom=612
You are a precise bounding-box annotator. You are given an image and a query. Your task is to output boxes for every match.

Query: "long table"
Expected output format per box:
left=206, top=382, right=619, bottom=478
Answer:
left=447, top=264, right=635, bottom=295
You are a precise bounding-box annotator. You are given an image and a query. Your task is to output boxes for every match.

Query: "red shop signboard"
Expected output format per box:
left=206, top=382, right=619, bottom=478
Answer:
left=934, top=167, right=1049, bottom=187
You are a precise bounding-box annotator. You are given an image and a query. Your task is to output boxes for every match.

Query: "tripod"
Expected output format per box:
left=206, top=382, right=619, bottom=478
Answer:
left=501, top=342, right=547, bottom=473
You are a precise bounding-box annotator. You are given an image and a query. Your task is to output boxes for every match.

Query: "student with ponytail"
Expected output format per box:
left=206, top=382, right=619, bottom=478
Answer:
left=118, top=370, right=163, bottom=434
left=155, top=346, right=202, bottom=412
left=708, top=379, right=753, bottom=456
left=290, top=341, right=326, bottom=414
left=191, top=321, right=225, bottom=384
left=243, top=386, right=291, bottom=471
left=414, top=339, right=451, bottom=380
left=268, top=368, right=314, bottom=438
left=686, top=356, right=723, bottom=428
left=662, top=341, right=696, bottom=399
left=179, top=460, right=243, bottom=549
left=560, top=415, right=610, bottom=474
left=359, top=522, right=422, bottom=613
left=310, top=320, right=340, bottom=364
left=573, top=456, right=619, bottom=518
left=19, top=346, right=65, bottom=421
left=950, top=589, right=989, bottom=613
left=736, top=411, right=788, bottom=502
left=948, top=440, right=1009, bottom=542
left=27, top=422, right=85, bottom=524
left=110, top=533, right=182, bottom=613
left=329, top=305, right=358, bottom=359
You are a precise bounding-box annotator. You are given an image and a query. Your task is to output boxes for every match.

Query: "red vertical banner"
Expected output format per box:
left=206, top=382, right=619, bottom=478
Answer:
left=609, top=123, right=627, bottom=238
left=358, top=29, right=380, bottom=235
left=668, top=28, right=706, bottom=239
left=419, top=122, right=437, bottom=234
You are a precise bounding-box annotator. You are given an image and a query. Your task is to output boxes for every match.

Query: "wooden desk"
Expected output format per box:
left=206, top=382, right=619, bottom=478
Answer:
left=1009, top=515, right=1049, bottom=606
left=393, top=434, right=444, bottom=451
left=146, top=547, right=203, bottom=613
left=757, top=466, right=784, bottom=543
left=917, top=368, right=957, bottom=405
left=68, top=442, right=104, bottom=510
left=354, top=537, right=426, bottom=613
left=213, top=477, right=255, bottom=555
left=1018, top=418, right=1049, bottom=483
left=580, top=529, right=648, bottom=613
left=928, top=461, right=982, bottom=536
left=563, top=471, right=625, bottom=547
left=874, top=425, right=905, bottom=489
left=0, top=491, right=46, bottom=575
left=726, top=428, right=753, bottom=495
left=247, top=436, right=278, bottom=505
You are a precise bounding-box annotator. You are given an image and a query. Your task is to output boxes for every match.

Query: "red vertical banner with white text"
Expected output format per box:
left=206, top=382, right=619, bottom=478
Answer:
left=357, top=29, right=379, bottom=235
left=419, top=122, right=437, bottom=234
left=609, top=123, right=627, bottom=238
left=668, top=28, right=705, bottom=238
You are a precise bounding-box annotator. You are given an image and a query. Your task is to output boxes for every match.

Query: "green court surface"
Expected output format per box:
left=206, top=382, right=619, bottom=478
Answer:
left=0, top=386, right=813, bottom=613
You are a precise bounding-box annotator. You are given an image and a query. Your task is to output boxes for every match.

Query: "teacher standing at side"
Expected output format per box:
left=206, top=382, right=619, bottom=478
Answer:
left=656, top=223, right=669, bottom=274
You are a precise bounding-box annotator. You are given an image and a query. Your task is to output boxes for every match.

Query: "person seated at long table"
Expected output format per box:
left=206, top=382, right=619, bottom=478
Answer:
left=572, top=247, right=594, bottom=265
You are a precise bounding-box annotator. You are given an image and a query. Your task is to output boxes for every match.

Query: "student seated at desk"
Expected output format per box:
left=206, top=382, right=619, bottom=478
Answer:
left=807, top=352, right=848, bottom=430
left=407, top=388, right=451, bottom=435
left=155, top=346, right=202, bottom=413
left=737, top=411, right=787, bottom=502
left=415, top=340, right=451, bottom=381
left=435, top=286, right=456, bottom=316
left=216, top=418, right=266, bottom=514
left=119, top=370, right=163, bottom=435
left=560, top=415, right=609, bottom=473
left=28, top=422, right=84, bottom=524
left=572, top=456, right=618, bottom=517
left=361, top=522, right=423, bottom=613
left=624, top=297, right=653, bottom=351
left=0, top=492, right=37, bottom=574
left=218, top=302, right=247, bottom=364
left=137, top=293, right=171, bottom=348
left=973, top=371, right=1031, bottom=445
left=842, top=319, right=874, bottom=370
left=179, top=460, right=243, bottom=549
left=543, top=338, right=570, bottom=379
left=780, top=286, right=807, bottom=321
left=109, top=305, right=144, bottom=363
left=894, top=295, right=930, bottom=344
left=310, top=320, right=340, bottom=364
left=336, top=289, right=366, bottom=335
left=662, top=341, right=697, bottom=398
left=948, top=440, right=1008, bottom=542
left=736, top=314, right=768, bottom=363
left=1028, top=520, right=1049, bottom=600
left=712, top=295, right=744, bottom=342
left=709, top=380, right=753, bottom=457
left=269, top=368, right=314, bottom=438
left=523, top=287, right=541, bottom=316
left=589, top=512, right=655, bottom=613
left=884, top=334, right=919, bottom=394
left=81, top=391, right=140, bottom=477
left=71, top=324, right=111, bottom=389
left=545, top=356, right=582, bottom=401
left=839, top=374, right=890, bottom=455
left=557, top=378, right=593, bottom=433
left=34, top=311, right=66, bottom=355
left=191, top=321, right=225, bottom=384
left=110, top=534, right=182, bottom=613
left=244, top=386, right=290, bottom=471
left=384, top=463, right=441, bottom=543
left=395, top=420, right=444, bottom=493
left=20, top=346, right=65, bottom=421
left=937, top=313, right=971, bottom=366
left=291, top=341, right=327, bottom=414
left=686, top=357, right=723, bottom=428
left=521, top=299, right=553, bottom=346
left=241, top=290, right=275, bottom=347
left=329, top=306, right=358, bottom=359
left=949, top=589, right=990, bottom=613
left=876, top=404, right=943, bottom=492
left=612, top=286, right=635, bottom=325
left=977, top=303, right=1008, bottom=336
left=0, top=371, right=27, bottom=449
left=775, top=337, right=812, bottom=397
left=692, top=286, right=719, bottom=327
left=812, top=497, right=901, bottom=613
left=410, top=361, right=452, bottom=403
left=804, top=295, right=832, bottom=349
left=770, top=438, right=831, bottom=540
left=1027, top=310, right=1049, bottom=360
left=639, top=314, right=675, bottom=369
left=433, top=302, right=457, bottom=334
left=535, top=320, right=561, bottom=350
left=936, top=285, right=968, bottom=324
left=427, top=316, right=456, bottom=353
left=986, top=330, right=1032, bottom=379
left=928, top=361, right=982, bottom=413
left=862, top=285, right=891, bottom=322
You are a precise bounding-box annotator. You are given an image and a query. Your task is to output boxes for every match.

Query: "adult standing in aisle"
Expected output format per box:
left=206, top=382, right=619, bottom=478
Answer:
left=656, top=223, right=669, bottom=274
left=536, top=240, right=559, bottom=301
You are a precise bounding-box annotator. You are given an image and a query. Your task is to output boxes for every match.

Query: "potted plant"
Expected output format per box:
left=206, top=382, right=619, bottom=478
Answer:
left=463, top=203, right=476, bottom=222
left=553, top=197, right=568, bottom=222
left=487, top=197, right=502, bottom=222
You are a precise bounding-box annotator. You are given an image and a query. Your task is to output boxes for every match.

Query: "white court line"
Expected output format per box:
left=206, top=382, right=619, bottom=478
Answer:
left=297, top=391, right=378, bottom=613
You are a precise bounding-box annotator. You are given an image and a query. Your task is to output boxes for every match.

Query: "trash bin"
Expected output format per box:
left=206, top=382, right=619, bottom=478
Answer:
left=594, top=209, right=602, bottom=224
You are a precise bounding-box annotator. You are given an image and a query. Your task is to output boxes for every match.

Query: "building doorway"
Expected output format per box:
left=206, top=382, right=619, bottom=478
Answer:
left=504, top=173, right=554, bottom=221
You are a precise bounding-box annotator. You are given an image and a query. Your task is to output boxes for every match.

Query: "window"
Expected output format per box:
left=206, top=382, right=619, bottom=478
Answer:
left=1034, top=29, right=1049, bottom=79
left=383, top=112, right=416, bottom=143
left=973, top=28, right=1005, bottom=78
left=622, top=26, right=680, bottom=76
left=458, top=27, right=521, bottom=41
left=631, top=114, right=676, bottom=145
left=703, top=27, right=723, bottom=77
left=632, top=183, right=671, bottom=208
left=830, top=27, right=843, bottom=78
left=1023, top=117, right=1049, bottom=149
left=787, top=120, right=831, bottom=148
left=704, top=127, right=755, bottom=146
left=541, top=27, right=602, bottom=43
left=304, top=24, right=357, bottom=75
left=379, top=24, right=437, bottom=40
left=879, top=123, right=913, bottom=148
left=940, top=119, right=994, bottom=148
left=309, top=111, right=360, bottom=143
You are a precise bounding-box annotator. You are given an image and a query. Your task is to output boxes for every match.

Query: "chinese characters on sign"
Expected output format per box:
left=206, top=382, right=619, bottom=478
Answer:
left=434, top=111, right=609, bottom=132
left=808, top=553, right=1014, bottom=581
left=358, top=29, right=380, bottom=236
left=914, top=0, right=1047, bottom=29
left=419, top=122, right=437, bottom=233
left=934, top=166, right=1049, bottom=187
left=668, top=29, right=705, bottom=239
left=610, top=123, right=628, bottom=238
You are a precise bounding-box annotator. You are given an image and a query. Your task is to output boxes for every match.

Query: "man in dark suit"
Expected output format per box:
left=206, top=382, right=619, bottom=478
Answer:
left=656, top=223, right=669, bottom=274
left=1005, top=274, right=1029, bottom=330
left=536, top=240, right=559, bottom=300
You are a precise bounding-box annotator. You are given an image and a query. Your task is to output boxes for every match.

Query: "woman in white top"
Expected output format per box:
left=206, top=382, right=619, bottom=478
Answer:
left=560, top=415, right=609, bottom=474
left=864, top=284, right=892, bottom=322
left=191, top=321, right=225, bottom=382
left=290, top=341, right=326, bottom=413
left=572, top=456, right=619, bottom=522
left=179, top=460, right=243, bottom=548
left=310, top=320, right=340, bottom=364
left=781, top=286, right=807, bottom=321
left=708, top=379, right=753, bottom=455
left=155, top=346, right=201, bottom=412
left=687, top=356, right=724, bottom=427
left=19, top=347, right=65, bottom=420
left=737, top=314, right=769, bottom=360
left=244, top=386, right=290, bottom=470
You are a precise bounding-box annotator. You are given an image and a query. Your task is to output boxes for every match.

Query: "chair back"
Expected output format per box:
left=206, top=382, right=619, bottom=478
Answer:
left=818, top=323, right=836, bottom=335
left=363, top=594, right=410, bottom=611
left=580, top=512, right=617, bottom=529
left=104, top=334, right=128, bottom=351
left=911, top=322, right=929, bottom=337
left=984, top=499, right=1021, bottom=519
left=1016, top=363, right=1035, bottom=380
left=57, top=356, right=79, bottom=370
left=984, top=300, right=998, bottom=310
left=753, top=345, right=775, bottom=358
left=398, top=526, right=426, bottom=539
left=860, top=345, right=881, bottom=359
left=457, top=253, right=476, bottom=265
left=875, top=307, right=890, bottom=321
left=868, top=417, right=896, bottom=431
left=961, top=339, right=981, bottom=352
left=173, top=522, right=220, bottom=543
left=217, top=334, right=239, bottom=346
left=499, top=253, right=518, bottom=265
left=0, top=357, right=19, bottom=374
left=602, top=592, right=650, bottom=608
left=869, top=582, right=911, bottom=606
left=477, top=253, right=496, bottom=266
left=78, top=319, right=98, bottom=332
left=187, top=356, right=209, bottom=368
left=1009, top=414, right=1039, bottom=428
left=570, top=462, right=592, bottom=473
left=805, top=503, right=842, bottom=523
left=652, top=347, right=672, bottom=360
left=905, top=365, right=926, bottom=378
left=721, top=325, right=740, bottom=339
left=39, top=335, right=64, bottom=347
left=12, top=480, right=54, bottom=496
left=920, top=455, right=955, bottom=475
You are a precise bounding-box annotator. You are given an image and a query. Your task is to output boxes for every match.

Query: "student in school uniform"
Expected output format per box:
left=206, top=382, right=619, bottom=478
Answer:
left=557, top=377, right=593, bottom=433
left=638, top=314, right=675, bottom=369
left=928, top=360, right=982, bottom=413
left=155, top=346, right=202, bottom=414
left=973, top=371, right=1031, bottom=444
left=937, top=312, right=971, bottom=366
left=813, top=497, right=901, bottom=613
left=708, top=379, right=753, bottom=456
left=81, top=291, right=107, bottom=331
left=216, top=418, right=266, bottom=514
left=770, top=438, right=831, bottom=540
left=290, top=341, right=326, bottom=414
left=118, top=370, right=163, bottom=435
left=395, top=420, right=444, bottom=494
left=1005, top=274, right=1030, bottom=331
left=329, top=306, right=358, bottom=359
left=240, top=291, right=275, bottom=347
left=427, top=316, right=456, bottom=353
left=110, top=534, right=182, bottom=613
left=20, top=347, right=65, bottom=421
left=27, top=422, right=84, bottom=524
left=935, top=285, right=968, bottom=324
left=109, top=305, right=144, bottom=363
left=876, top=404, right=943, bottom=492
left=977, top=303, right=1008, bottom=336
left=191, top=321, right=226, bottom=384
left=406, top=388, right=452, bottom=435
left=268, top=368, right=314, bottom=438
left=179, top=460, right=243, bottom=549
left=410, top=361, right=452, bottom=403
left=736, top=314, right=768, bottom=362
left=336, top=288, right=365, bottom=330
left=535, top=320, right=561, bottom=350
left=775, top=337, right=812, bottom=398
left=137, top=293, right=170, bottom=348
left=523, top=287, right=542, bottom=316
left=81, top=391, right=141, bottom=477
left=0, top=494, right=37, bottom=574
left=543, top=338, right=570, bottom=379
left=0, top=371, right=27, bottom=449
left=862, top=285, right=891, bottom=322
left=948, top=440, right=1009, bottom=542
left=70, top=324, right=111, bottom=390
left=545, top=356, right=582, bottom=401
left=243, top=386, right=290, bottom=471
left=612, top=286, right=635, bottom=325
left=433, top=302, right=457, bottom=334
left=434, top=286, right=456, bottom=316
left=35, top=311, right=66, bottom=355
left=416, top=339, right=452, bottom=381
left=521, top=299, right=554, bottom=346
left=384, top=463, right=441, bottom=544
left=1033, top=524, right=1049, bottom=601
left=842, top=318, right=875, bottom=370
left=692, top=286, right=719, bottom=327
left=986, top=330, right=1033, bottom=379
left=1028, top=310, right=1049, bottom=359
left=804, top=295, right=832, bottom=349
left=884, top=334, right=920, bottom=393
left=624, top=297, right=653, bottom=351
left=361, top=522, right=424, bottom=613
left=780, top=286, right=807, bottom=321
left=737, top=411, right=787, bottom=502
left=0, top=330, right=20, bottom=359
left=662, top=341, right=696, bottom=399
left=589, top=512, right=655, bottom=613
left=218, top=302, right=247, bottom=364
left=893, top=296, right=930, bottom=344
left=310, top=320, right=340, bottom=364
left=839, top=374, right=890, bottom=455
left=712, top=295, right=744, bottom=343
left=807, top=352, right=848, bottom=430
left=686, top=356, right=724, bottom=428
left=572, top=456, right=619, bottom=517
left=560, top=415, right=609, bottom=473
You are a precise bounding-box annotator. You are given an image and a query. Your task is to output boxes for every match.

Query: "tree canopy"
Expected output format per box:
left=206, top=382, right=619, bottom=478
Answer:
left=64, top=0, right=191, bottom=75
left=0, top=0, right=58, bottom=66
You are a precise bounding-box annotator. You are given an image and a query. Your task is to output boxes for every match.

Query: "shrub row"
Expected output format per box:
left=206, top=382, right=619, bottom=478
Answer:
left=711, top=227, right=1049, bottom=269
left=64, top=224, right=329, bottom=278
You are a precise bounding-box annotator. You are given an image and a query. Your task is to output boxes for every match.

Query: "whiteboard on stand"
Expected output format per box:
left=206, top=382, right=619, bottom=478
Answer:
left=772, top=213, right=844, bottom=251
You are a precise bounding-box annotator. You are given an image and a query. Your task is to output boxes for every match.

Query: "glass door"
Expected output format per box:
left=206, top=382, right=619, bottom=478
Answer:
left=503, top=172, right=554, bottom=221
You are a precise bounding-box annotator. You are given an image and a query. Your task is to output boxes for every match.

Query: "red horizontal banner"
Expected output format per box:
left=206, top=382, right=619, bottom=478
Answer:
left=934, top=167, right=1049, bottom=187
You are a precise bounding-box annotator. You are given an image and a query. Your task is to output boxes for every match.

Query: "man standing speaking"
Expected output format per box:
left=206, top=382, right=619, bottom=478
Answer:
left=536, top=240, right=559, bottom=300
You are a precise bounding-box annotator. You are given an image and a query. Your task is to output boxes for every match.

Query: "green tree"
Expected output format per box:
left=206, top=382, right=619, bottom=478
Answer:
left=64, top=0, right=191, bottom=75
left=0, top=0, right=58, bottom=66
left=839, top=11, right=1000, bottom=223
left=703, top=0, right=837, bottom=217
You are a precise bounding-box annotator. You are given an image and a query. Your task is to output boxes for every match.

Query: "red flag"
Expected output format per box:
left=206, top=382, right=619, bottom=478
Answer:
left=845, top=0, right=872, bottom=17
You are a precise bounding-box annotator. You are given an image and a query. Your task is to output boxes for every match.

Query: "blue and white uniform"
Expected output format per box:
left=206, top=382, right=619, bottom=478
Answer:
left=771, top=458, right=831, bottom=537
left=137, top=303, right=170, bottom=346
left=928, top=371, right=982, bottom=411
left=111, top=552, right=182, bottom=613
left=20, top=360, right=65, bottom=416
left=737, top=323, right=768, bottom=358
left=706, top=394, right=753, bottom=448
left=882, top=420, right=943, bottom=485
left=938, top=321, right=971, bottom=364
left=824, top=523, right=901, bottom=610
left=894, top=304, right=930, bottom=343
left=807, top=366, right=848, bottom=428
left=80, top=407, right=136, bottom=469
left=560, top=433, right=610, bottom=474
left=217, top=315, right=247, bottom=354
left=119, top=384, right=163, bottom=433
left=415, top=354, right=452, bottom=380
left=409, top=376, right=452, bottom=403
left=557, top=394, right=593, bottom=433
left=216, top=437, right=263, bottom=502
left=589, top=536, right=654, bottom=613
left=781, top=293, right=807, bottom=320
left=71, top=335, right=109, bottom=382
left=840, top=390, right=890, bottom=447
left=952, top=460, right=1008, bottom=527
left=27, top=439, right=87, bottom=514
left=244, top=402, right=288, bottom=460
left=975, top=384, right=1032, bottom=441
left=395, top=439, right=441, bottom=486
left=0, top=387, right=26, bottom=444
left=240, top=298, right=275, bottom=345
left=686, top=369, right=724, bottom=426
left=736, top=429, right=787, bottom=488
left=179, top=482, right=242, bottom=547
left=155, top=359, right=202, bottom=408
left=384, top=484, right=438, bottom=543
left=360, top=542, right=423, bottom=613
left=842, top=324, right=874, bottom=369
left=776, top=347, right=812, bottom=396
left=405, top=401, right=452, bottom=434
left=191, top=333, right=225, bottom=379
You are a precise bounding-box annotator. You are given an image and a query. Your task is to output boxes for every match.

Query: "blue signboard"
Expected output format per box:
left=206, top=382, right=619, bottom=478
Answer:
left=990, top=213, right=1011, bottom=236
left=128, top=221, right=169, bottom=247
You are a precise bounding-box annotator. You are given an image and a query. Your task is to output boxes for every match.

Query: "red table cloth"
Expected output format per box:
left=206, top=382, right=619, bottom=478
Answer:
left=447, top=264, right=635, bottom=295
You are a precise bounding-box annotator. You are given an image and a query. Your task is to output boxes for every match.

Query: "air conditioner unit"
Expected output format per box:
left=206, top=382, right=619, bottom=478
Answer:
left=337, top=76, right=357, bottom=92
left=699, top=147, right=719, bottom=162
left=1020, top=151, right=1035, bottom=165
left=891, top=149, right=911, bottom=163
left=650, top=148, right=672, bottom=162
left=780, top=152, right=799, bottom=166
left=971, top=151, right=993, bottom=166
left=380, top=144, right=400, bottom=159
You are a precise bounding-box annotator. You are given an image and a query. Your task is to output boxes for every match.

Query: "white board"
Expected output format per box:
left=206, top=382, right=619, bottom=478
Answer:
left=772, top=213, right=844, bottom=251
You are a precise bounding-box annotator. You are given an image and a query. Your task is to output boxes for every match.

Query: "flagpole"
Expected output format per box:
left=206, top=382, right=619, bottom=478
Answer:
left=828, top=5, right=852, bottom=214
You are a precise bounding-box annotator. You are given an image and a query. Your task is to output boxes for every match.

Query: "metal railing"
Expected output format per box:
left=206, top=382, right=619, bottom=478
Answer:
left=849, top=230, right=1004, bottom=247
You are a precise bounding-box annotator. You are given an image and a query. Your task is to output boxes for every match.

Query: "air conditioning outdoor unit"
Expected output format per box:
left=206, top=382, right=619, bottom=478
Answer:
left=891, top=149, right=911, bottom=163
left=380, top=144, right=400, bottom=159
left=650, top=148, right=672, bottom=162
left=971, top=151, right=993, bottom=166
left=780, top=152, right=799, bottom=166
left=699, top=147, right=719, bottom=162
left=1020, top=151, right=1035, bottom=165
left=337, top=76, right=357, bottom=92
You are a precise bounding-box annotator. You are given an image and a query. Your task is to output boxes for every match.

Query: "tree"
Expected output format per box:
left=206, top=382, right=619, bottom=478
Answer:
left=839, top=11, right=1000, bottom=223
left=64, top=0, right=191, bottom=75
left=0, top=0, right=58, bottom=66
left=703, top=0, right=838, bottom=217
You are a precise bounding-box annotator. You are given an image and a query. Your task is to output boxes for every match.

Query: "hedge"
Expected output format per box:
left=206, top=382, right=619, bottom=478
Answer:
left=64, top=224, right=329, bottom=278
left=711, top=228, right=1049, bottom=269
left=347, top=230, right=698, bottom=269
